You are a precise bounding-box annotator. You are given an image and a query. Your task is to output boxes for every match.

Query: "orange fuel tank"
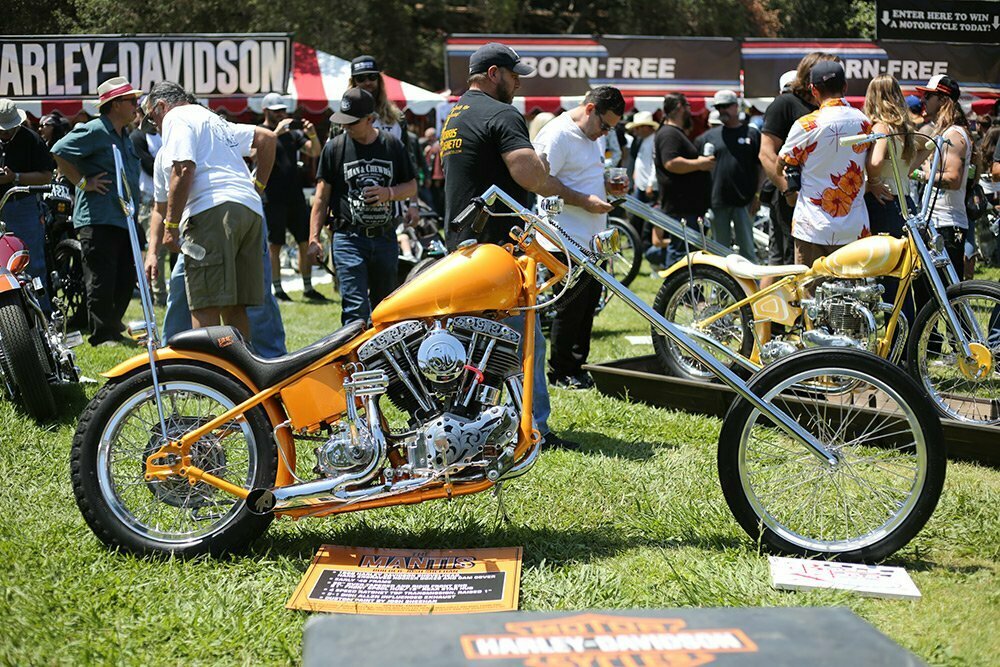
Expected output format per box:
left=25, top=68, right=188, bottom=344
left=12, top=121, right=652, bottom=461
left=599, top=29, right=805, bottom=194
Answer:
left=371, top=243, right=524, bottom=324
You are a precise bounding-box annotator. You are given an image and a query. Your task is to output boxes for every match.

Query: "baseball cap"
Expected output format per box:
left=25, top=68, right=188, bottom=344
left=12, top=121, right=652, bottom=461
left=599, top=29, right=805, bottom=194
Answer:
left=351, top=56, right=380, bottom=77
left=330, top=88, right=375, bottom=124
left=779, top=70, right=796, bottom=93
left=711, top=90, right=739, bottom=107
left=905, top=95, right=923, bottom=113
left=810, top=60, right=846, bottom=87
left=261, top=92, right=288, bottom=111
left=468, top=42, right=534, bottom=76
left=916, top=74, right=960, bottom=101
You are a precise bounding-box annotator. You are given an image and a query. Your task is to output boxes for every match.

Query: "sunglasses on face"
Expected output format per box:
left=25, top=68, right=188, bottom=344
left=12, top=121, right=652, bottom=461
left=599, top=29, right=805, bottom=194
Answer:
left=354, top=73, right=379, bottom=83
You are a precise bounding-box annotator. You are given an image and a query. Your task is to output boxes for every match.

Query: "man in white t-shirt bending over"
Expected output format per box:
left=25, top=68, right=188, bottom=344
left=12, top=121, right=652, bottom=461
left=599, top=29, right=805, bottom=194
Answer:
left=532, top=86, right=625, bottom=390
left=142, top=81, right=276, bottom=340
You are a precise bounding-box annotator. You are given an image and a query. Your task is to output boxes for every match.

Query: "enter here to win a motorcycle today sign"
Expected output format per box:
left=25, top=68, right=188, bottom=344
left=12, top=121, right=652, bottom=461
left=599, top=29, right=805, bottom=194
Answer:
left=287, top=546, right=522, bottom=614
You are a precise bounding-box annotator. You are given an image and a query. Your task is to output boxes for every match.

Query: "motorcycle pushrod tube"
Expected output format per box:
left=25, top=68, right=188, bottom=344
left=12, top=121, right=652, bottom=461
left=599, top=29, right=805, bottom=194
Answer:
left=480, top=185, right=838, bottom=466
left=617, top=195, right=732, bottom=257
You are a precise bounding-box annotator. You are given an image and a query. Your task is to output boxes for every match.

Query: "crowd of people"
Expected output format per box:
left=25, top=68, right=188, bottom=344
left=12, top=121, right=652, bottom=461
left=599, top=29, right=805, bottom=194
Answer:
left=1, top=43, right=999, bottom=448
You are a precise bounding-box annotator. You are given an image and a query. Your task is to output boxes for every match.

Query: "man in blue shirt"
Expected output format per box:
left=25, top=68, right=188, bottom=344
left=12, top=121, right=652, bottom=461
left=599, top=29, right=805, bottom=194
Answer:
left=51, top=77, right=142, bottom=346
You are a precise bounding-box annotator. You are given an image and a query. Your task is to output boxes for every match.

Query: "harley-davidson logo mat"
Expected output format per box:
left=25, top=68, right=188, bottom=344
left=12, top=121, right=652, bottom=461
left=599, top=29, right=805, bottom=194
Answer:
left=302, top=608, right=920, bottom=666
left=287, top=545, right=522, bottom=615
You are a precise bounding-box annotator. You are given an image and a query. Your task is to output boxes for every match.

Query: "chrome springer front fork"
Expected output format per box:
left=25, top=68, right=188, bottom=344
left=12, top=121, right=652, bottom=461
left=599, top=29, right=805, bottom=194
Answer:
left=479, top=185, right=840, bottom=467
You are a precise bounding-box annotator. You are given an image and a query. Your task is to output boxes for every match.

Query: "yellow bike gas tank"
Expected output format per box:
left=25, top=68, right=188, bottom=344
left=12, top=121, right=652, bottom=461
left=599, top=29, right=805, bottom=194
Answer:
left=813, top=235, right=908, bottom=278
left=371, top=243, right=524, bottom=324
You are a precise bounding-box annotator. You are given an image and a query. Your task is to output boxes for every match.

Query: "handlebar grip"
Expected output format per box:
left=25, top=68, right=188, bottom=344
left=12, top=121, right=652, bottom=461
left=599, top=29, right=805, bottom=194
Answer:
left=838, top=134, right=875, bottom=147
left=26, top=185, right=53, bottom=194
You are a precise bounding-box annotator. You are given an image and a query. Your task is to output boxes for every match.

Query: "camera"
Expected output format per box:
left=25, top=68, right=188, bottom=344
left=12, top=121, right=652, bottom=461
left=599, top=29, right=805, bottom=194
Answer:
left=288, top=119, right=303, bottom=130
left=784, top=164, right=802, bottom=193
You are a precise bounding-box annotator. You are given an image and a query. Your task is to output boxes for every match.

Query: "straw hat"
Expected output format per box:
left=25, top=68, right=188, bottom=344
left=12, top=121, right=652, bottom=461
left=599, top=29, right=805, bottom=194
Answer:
left=625, top=111, right=659, bottom=131
left=96, top=77, right=142, bottom=107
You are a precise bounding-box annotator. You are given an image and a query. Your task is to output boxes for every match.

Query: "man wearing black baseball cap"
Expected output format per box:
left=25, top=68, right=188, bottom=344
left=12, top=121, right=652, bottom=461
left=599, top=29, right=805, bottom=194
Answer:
left=308, top=87, right=417, bottom=325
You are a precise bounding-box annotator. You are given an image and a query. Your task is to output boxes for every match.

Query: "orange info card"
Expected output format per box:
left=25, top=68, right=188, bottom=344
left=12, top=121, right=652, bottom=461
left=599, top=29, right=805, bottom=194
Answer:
left=287, top=545, right=522, bottom=615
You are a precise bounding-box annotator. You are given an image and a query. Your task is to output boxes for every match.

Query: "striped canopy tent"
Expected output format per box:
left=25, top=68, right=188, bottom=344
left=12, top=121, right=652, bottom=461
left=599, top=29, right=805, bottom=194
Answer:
left=15, top=42, right=444, bottom=120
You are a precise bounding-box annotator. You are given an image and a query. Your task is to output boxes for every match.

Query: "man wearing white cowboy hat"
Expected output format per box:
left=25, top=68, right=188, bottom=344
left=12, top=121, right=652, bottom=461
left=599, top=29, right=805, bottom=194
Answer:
left=0, top=98, right=56, bottom=311
left=51, top=76, right=143, bottom=346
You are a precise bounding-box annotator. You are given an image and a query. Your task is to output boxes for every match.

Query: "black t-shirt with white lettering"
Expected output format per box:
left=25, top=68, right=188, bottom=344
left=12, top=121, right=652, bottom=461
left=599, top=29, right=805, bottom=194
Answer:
left=316, top=130, right=414, bottom=229
left=441, top=90, right=533, bottom=246
left=696, top=124, right=762, bottom=208
left=654, top=124, right=709, bottom=218
left=0, top=126, right=55, bottom=198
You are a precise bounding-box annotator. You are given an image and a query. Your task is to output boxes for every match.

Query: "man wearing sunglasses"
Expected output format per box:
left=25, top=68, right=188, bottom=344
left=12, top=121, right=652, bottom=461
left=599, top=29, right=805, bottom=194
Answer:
left=307, top=88, right=416, bottom=326
left=531, top=86, right=625, bottom=390
left=51, top=77, right=143, bottom=345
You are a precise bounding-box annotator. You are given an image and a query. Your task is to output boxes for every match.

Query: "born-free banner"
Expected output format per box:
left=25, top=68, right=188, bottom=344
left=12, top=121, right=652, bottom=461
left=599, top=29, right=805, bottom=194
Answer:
left=0, top=34, right=291, bottom=99
left=446, top=35, right=740, bottom=98
left=742, top=39, right=1000, bottom=100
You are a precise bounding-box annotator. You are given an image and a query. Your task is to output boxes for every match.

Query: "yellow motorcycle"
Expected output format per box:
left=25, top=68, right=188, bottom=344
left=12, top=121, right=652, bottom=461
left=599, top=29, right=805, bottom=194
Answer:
left=71, top=178, right=945, bottom=563
left=652, top=133, right=999, bottom=425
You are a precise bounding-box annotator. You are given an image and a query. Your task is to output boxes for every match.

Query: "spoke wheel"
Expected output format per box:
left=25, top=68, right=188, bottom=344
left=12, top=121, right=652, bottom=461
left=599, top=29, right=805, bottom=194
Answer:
left=907, top=280, right=1000, bottom=425
left=52, top=238, right=86, bottom=330
left=72, top=364, right=276, bottom=557
left=652, top=265, right=753, bottom=381
left=0, top=292, right=56, bottom=420
left=719, top=349, right=945, bottom=562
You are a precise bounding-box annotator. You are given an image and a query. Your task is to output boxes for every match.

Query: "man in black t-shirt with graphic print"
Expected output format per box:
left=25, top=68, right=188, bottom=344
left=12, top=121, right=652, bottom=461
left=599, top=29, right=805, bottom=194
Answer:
left=307, top=88, right=416, bottom=326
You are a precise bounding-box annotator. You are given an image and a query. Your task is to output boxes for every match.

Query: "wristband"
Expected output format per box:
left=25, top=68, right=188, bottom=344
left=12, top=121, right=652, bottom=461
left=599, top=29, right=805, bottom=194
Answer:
left=254, top=178, right=266, bottom=190
left=164, top=221, right=180, bottom=230
left=77, top=176, right=87, bottom=190
left=12, top=173, right=20, bottom=186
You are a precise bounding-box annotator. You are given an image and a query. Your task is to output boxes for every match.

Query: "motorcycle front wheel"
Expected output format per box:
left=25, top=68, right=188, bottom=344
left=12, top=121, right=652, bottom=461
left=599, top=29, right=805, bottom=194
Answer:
left=0, top=292, right=56, bottom=420
left=71, top=364, right=277, bottom=557
left=607, top=216, right=642, bottom=287
left=907, top=280, right=1000, bottom=425
left=718, top=348, right=945, bottom=562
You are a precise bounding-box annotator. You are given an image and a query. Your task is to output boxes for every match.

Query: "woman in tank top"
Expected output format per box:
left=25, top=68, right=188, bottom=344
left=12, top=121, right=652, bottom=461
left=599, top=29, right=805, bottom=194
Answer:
left=863, top=75, right=917, bottom=238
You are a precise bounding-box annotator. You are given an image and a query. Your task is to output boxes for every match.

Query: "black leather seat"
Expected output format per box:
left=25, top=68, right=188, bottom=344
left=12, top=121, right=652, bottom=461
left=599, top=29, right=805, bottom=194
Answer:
left=166, top=321, right=366, bottom=389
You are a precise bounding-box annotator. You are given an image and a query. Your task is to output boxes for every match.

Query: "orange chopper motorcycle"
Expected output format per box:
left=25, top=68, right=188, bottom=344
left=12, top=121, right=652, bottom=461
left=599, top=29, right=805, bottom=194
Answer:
left=71, top=151, right=946, bottom=563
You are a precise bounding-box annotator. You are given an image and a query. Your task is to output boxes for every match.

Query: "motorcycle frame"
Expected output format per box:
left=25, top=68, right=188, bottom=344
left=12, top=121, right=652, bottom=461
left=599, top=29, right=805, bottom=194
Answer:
left=129, top=182, right=851, bottom=518
left=668, top=134, right=989, bottom=377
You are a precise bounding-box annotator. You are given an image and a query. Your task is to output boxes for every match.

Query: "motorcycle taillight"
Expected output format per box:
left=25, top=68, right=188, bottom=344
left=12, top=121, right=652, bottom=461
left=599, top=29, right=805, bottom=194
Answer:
left=7, top=250, right=29, bottom=274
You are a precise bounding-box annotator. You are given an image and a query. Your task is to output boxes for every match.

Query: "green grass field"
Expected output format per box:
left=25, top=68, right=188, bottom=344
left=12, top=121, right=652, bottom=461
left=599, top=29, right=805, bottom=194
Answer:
left=1, top=269, right=998, bottom=666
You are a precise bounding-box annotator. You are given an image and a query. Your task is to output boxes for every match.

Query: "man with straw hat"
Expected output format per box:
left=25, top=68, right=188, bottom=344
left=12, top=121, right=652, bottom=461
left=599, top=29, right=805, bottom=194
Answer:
left=51, top=76, right=143, bottom=346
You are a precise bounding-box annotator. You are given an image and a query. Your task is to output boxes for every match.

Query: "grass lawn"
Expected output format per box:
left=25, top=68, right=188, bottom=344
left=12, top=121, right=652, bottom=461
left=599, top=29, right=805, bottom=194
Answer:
left=1, top=268, right=998, bottom=666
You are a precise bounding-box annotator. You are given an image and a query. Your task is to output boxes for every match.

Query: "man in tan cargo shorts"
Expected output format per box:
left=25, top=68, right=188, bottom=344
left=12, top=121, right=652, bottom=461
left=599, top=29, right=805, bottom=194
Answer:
left=143, top=81, right=277, bottom=340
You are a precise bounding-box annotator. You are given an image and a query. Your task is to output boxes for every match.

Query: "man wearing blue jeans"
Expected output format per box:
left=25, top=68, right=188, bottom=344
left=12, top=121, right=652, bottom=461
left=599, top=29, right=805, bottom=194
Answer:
left=308, top=88, right=416, bottom=326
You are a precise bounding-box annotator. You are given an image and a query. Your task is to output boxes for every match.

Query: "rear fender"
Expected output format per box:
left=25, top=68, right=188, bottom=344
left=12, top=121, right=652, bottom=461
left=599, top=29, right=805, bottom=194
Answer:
left=102, top=348, right=297, bottom=485
left=0, top=268, right=21, bottom=294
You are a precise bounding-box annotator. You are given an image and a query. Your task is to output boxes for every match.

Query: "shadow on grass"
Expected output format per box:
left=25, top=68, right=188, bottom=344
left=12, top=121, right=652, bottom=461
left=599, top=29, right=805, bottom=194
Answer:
left=252, top=519, right=744, bottom=568
left=556, top=429, right=672, bottom=460
left=50, top=383, right=91, bottom=426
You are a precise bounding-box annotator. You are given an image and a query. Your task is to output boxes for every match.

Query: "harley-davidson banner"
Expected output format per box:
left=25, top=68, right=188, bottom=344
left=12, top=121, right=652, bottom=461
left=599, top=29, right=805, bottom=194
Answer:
left=0, top=34, right=291, bottom=99
left=287, top=545, right=522, bottom=615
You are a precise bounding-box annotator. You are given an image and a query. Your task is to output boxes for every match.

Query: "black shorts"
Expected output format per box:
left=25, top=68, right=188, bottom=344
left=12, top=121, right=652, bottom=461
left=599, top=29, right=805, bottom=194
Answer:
left=264, top=194, right=309, bottom=246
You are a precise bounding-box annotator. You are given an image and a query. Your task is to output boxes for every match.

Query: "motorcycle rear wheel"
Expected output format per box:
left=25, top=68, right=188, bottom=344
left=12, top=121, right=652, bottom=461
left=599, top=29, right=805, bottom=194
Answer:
left=718, top=349, right=945, bottom=562
left=652, top=265, right=753, bottom=381
left=0, top=292, right=56, bottom=420
left=52, top=238, right=86, bottom=330
left=71, top=364, right=277, bottom=557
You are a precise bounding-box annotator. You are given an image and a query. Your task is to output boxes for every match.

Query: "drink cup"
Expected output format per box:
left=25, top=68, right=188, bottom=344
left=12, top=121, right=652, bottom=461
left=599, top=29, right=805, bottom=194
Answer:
left=607, top=167, right=629, bottom=197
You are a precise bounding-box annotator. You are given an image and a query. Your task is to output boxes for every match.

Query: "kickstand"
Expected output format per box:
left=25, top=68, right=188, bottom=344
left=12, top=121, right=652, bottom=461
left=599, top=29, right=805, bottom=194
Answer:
left=492, top=482, right=512, bottom=528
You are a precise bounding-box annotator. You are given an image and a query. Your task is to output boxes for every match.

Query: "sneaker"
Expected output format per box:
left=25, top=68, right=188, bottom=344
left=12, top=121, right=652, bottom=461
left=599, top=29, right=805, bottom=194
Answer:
left=302, top=288, right=329, bottom=302
left=549, top=372, right=595, bottom=390
left=543, top=432, right=580, bottom=451
left=273, top=287, right=292, bottom=302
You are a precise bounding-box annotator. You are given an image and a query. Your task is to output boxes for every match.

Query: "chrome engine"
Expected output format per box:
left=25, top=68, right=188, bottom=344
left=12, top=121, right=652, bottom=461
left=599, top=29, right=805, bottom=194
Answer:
left=801, top=279, right=882, bottom=352
left=312, top=316, right=525, bottom=486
